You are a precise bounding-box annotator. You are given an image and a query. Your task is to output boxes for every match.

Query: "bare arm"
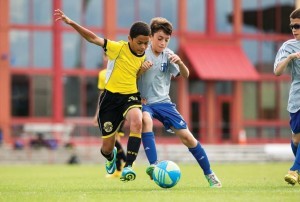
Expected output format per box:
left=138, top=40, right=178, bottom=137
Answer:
left=54, top=9, right=104, bottom=46
left=168, top=54, right=189, bottom=78
left=275, top=52, right=300, bottom=76
left=137, top=61, right=153, bottom=78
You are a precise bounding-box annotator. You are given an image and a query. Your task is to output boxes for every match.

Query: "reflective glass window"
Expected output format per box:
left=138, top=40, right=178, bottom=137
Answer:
left=117, top=0, right=135, bottom=28
left=187, top=0, right=205, bottom=31
left=85, top=38, right=104, bottom=69
left=10, top=0, right=29, bottom=24
left=215, top=0, right=233, bottom=33
left=243, top=82, right=257, bottom=120
left=242, top=40, right=259, bottom=68
left=159, top=0, right=178, bottom=30
left=86, top=77, right=98, bottom=116
left=11, top=75, right=30, bottom=116
left=242, top=0, right=294, bottom=34
left=62, top=32, right=81, bottom=68
left=62, top=0, right=82, bottom=25
left=33, top=0, right=52, bottom=25
left=84, top=0, right=103, bottom=26
left=138, top=1, right=156, bottom=24
left=64, top=76, right=81, bottom=117
left=33, top=76, right=52, bottom=116
left=261, top=82, right=276, bottom=119
left=10, top=30, right=30, bottom=67
left=216, top=82, right=232, bottom=95
left=279, top=81, right=290, bottom=119
left=33, top=31, right=52, bottom=68
left=261, top=41, right=277, bottom=73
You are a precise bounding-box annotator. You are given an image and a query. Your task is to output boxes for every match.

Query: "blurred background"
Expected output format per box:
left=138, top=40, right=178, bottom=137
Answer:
left=0, top=0, right=297, bottom=164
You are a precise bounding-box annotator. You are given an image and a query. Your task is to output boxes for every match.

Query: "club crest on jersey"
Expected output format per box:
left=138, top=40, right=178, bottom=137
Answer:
left=128, top=96, right=138, bottom=102
left=160, top=62, right=167, bottom=72
left=103, top=122, right=113, bottom=132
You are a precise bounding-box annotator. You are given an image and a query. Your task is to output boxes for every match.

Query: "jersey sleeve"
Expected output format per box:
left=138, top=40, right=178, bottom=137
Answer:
left=274, top=43, right=293, bottom=71
left=104, top=40, right=125, bottom=60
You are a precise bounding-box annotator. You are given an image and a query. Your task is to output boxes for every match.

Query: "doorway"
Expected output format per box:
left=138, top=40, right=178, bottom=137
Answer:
left=217, top=97, right=232, bottom=142
left=189, top=95, right=205, bottom=142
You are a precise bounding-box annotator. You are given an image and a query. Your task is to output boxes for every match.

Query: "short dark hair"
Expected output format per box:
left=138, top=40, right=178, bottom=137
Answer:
left=290, top=8, right=300, bottom=19
left=129, top=21, right=151, bottom=39
left=150, top=17, right=173, bottom=36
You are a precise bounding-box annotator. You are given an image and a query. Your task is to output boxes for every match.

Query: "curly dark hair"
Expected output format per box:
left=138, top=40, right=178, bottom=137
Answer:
left=129, top=21, right=151, bottom=39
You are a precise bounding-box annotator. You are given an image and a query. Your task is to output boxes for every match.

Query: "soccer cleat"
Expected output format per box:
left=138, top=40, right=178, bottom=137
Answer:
left=120, top=166, right=136, bottom=182
left=284, top=170, right=299, bottom=186
left=146, top=164, right=156, bottom=180
left=106, top=170, right=122, bottom=178
left=205, top=172, right=222, bottom=188
left=105, top=147, right=117, bottom=174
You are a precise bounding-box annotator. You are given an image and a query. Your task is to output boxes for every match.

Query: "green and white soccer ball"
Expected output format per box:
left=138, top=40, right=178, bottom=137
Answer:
left=152, top=160, right=181, bottom=188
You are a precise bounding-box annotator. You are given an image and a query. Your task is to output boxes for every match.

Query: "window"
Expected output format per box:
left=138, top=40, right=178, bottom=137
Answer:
left=64, top=76, right=98, bottom=117
left=261, top=82, right=276, bottom=119
left=11, top=75, right=52, bottom=117
left=10, top=30, right=52, bottom=68
left=33, top=31, right=53, bottom=68
left=62, top=32, right=104, bottom=69
left=242, top=0, right=294, bottom=34
left=10, top=0, right=52, bottom=25
left=63, top=0, right=103, bottom=26
left=10, top=30, right=30, bottom=67
left=279, top=81, right=290, bottom=119
left=215, top=0, right=233, bottom=33
left=117, top=0, right=135, bottom=28
left=243, top=82, right=258, bottom=120
left=33, top=76, right=52, bottom=116
left=187, top=0, right=206, bottom=31
left=117, top=0, right=178, bottom=29
left=11, top=75, right=29, bottom=116
left=10, top=0, right=29, bottom=24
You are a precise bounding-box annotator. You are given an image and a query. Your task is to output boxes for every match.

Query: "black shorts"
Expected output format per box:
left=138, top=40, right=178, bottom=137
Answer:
left=98, top=90, right=141, bottom=138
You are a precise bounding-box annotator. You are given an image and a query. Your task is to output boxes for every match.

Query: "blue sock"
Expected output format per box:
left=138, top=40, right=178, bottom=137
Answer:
left=291, top=140, right=297, bottom=157
left=189, top=142, right=212, bottom=175
left=291, top=143, right=300, bottom=171
left=142, top=132, right=157, bottom=165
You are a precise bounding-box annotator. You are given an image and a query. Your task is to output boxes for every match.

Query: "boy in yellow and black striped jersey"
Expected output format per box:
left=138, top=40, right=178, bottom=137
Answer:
left=55, top=9, right=150, bottom=182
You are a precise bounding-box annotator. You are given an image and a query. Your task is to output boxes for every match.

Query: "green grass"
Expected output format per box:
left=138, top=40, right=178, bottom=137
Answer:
left=0, top=162, right=300, bottom=202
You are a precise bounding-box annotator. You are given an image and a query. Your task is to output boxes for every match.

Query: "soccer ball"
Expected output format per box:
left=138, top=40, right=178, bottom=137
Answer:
left=152, top=160, right=181, bottom=188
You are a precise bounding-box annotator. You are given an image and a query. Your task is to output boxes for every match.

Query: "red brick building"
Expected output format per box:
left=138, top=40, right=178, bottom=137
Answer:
left=0, top=0, right=297, bottom=145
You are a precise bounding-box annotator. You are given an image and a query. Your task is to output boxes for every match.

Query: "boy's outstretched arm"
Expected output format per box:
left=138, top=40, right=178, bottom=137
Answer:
left=54, top=9, right=104, bottom=47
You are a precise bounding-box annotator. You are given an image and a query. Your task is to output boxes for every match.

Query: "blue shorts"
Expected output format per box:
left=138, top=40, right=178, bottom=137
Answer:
left=142, top=102, right=187, bottom=130
left=290, top=110, right=300, bottom=134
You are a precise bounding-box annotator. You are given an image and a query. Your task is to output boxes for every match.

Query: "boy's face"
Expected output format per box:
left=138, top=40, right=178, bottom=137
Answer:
left=150, top=30, right=171, bottom=54
left=128, top=35, right=149, bottom=55
left=290, top=18, right=300, bottom=40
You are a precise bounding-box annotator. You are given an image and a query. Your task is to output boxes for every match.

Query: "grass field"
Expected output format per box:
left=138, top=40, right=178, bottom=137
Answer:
left=0, top=162, right=300, bottom=202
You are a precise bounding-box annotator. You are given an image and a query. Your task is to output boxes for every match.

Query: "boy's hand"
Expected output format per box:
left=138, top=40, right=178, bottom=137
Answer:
left=168, top=53, right=182, bottom=64
left=54, top=9, right=71, bottom=24
left=290, top=52, right=300, bottom=60
left=140, top=60, right=153, bottom=73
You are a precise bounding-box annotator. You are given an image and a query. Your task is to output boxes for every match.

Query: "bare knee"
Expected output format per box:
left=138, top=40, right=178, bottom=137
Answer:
left=130, top=119, right=142, bottom=133
left=175, top=129, right=197, bottom=148
left=292, top=133, right=300, bottom=145
left=142, top=113, right=153, bottom=132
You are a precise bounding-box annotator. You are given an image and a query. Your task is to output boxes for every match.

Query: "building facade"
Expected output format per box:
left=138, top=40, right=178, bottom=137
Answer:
left=0, top=0, right=298, bottom=145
